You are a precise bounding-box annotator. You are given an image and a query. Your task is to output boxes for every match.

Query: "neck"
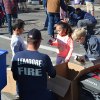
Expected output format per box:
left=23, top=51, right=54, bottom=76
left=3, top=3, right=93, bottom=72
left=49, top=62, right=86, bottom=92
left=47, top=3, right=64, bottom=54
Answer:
left=27, top=45, right=38, bottom=51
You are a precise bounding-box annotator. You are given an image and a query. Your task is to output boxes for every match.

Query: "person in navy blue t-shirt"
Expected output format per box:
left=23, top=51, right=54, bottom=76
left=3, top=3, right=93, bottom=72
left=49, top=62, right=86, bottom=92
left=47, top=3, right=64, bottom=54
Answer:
left=11, top=28, right=56, bottom=100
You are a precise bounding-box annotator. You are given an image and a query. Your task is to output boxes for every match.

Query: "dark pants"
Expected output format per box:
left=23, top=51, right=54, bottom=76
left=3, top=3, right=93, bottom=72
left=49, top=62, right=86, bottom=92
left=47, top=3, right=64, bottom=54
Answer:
left=42, top=1, right=48, bottom=28
left=0, top=15, right=6, bottom=26
left=48, top=13, right=60, bottom=37
left=6, top=14, right=12, bottom=35
left=44, top=10, right=48, bottom=28
left=0, top=19, right=2, bottom=27
left=77, top=19, right=96, bottom=35
left=56, top=56, right=65, bottom=64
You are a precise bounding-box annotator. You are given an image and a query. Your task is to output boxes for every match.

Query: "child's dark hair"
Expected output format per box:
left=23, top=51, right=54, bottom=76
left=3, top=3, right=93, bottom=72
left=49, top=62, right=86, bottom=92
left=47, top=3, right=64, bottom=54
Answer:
left=12, top=19, right=25, bottom=30
left=56, top=21, right=73, bottom=37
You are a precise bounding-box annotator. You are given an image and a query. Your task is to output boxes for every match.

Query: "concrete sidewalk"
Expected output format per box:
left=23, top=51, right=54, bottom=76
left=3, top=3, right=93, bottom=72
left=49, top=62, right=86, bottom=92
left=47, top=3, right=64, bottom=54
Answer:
left=1, top=70, right=16, bottom=100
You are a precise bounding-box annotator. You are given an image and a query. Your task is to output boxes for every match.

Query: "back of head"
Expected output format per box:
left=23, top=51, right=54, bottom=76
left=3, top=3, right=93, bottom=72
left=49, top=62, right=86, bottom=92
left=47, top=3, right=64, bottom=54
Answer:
left=12, top=19, right=25, bottom=30
left=72, top=28, right=86, bottom=40
left=27, top=28, right=42, bottom=44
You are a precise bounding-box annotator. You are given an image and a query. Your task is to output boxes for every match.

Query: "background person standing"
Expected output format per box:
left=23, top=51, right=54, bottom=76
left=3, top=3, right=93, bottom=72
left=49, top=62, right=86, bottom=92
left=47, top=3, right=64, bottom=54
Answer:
left=3, top=0, right=12, bottom=35
left=11, top=0, right=18, bottom=23
left=47, top=0, right=67, bottom=38
left=42, top=0, right=48, bottom=30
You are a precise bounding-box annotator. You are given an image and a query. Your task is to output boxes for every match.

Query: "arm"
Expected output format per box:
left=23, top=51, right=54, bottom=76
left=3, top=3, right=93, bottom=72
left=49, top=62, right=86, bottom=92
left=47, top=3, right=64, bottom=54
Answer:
left=52, top=39, right=58, bottom=46
left=45, top=55, right=56, bottom=78
left=11, top=39, right=25, bottom=54
left=85, top=37, right=100, bottom=60
left=12, top=41, right=21, bottom=53
left=11, top=58, right=18, bottom=80
left=65, top=37, right=73, bottom=62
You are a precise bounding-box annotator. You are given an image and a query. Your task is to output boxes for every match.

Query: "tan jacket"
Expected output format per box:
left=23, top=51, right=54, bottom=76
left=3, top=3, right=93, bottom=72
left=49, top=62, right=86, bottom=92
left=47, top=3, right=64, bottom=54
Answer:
left=47, top=0, right=60, bottom=13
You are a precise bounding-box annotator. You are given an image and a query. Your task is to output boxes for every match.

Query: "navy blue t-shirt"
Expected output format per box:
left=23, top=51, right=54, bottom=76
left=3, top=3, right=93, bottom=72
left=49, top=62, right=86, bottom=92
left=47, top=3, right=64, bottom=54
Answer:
left=11, top=50, right=56, bottom=100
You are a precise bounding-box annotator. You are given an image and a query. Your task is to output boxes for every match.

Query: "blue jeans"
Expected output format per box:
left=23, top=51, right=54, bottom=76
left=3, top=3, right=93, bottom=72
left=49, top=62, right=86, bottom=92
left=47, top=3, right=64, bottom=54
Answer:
left=6, top=14, right=12, bottom=35
left=77, top=19, right=95, bottom=35
left=42, top=0, right=48, bottom=28
left=43, top=6, right=48, bottom=28
left=48, top=13, right=60, bottom=36
left=44, top=11, right=48, bottom=28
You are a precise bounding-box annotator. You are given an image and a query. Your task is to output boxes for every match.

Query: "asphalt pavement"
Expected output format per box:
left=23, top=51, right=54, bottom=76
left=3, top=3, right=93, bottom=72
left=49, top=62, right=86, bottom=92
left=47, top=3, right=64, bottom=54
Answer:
left=0, top=3, right=100, bottom=100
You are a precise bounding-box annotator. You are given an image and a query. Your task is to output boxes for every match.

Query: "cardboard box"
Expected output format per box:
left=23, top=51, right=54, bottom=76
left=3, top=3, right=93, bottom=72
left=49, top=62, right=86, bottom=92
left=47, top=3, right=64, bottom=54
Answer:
left=47, top=62, right=100, bottom=100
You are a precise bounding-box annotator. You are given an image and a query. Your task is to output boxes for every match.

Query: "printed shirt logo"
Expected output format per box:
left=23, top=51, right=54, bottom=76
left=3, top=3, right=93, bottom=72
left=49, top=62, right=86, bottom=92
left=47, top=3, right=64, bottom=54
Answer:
left=17, top=58, right=43, bottom=76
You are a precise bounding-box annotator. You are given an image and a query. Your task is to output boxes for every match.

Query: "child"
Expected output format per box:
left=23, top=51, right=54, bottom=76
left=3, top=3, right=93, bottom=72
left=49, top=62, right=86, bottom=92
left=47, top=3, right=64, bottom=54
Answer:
left=10, top=19, right=26, bottom=98
left=48, top=21, right=73, bottom=64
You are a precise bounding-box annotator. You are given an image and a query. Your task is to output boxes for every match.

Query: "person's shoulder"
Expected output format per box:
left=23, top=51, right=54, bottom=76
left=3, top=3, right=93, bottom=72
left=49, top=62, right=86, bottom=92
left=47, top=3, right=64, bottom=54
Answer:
left=37, top=52, right=51, bottom=61
left=11, top=35, right=19, bottom=41
left=16, top=50, right=25, bottom=55
left=13, top=51, right=23, bottom=59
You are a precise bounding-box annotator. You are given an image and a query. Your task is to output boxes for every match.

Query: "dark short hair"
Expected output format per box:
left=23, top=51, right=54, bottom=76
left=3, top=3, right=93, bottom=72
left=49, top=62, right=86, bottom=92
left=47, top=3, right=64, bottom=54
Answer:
left=12, top=19, right=25, bottom=30
left=27, top=28, right=43, bottom=41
